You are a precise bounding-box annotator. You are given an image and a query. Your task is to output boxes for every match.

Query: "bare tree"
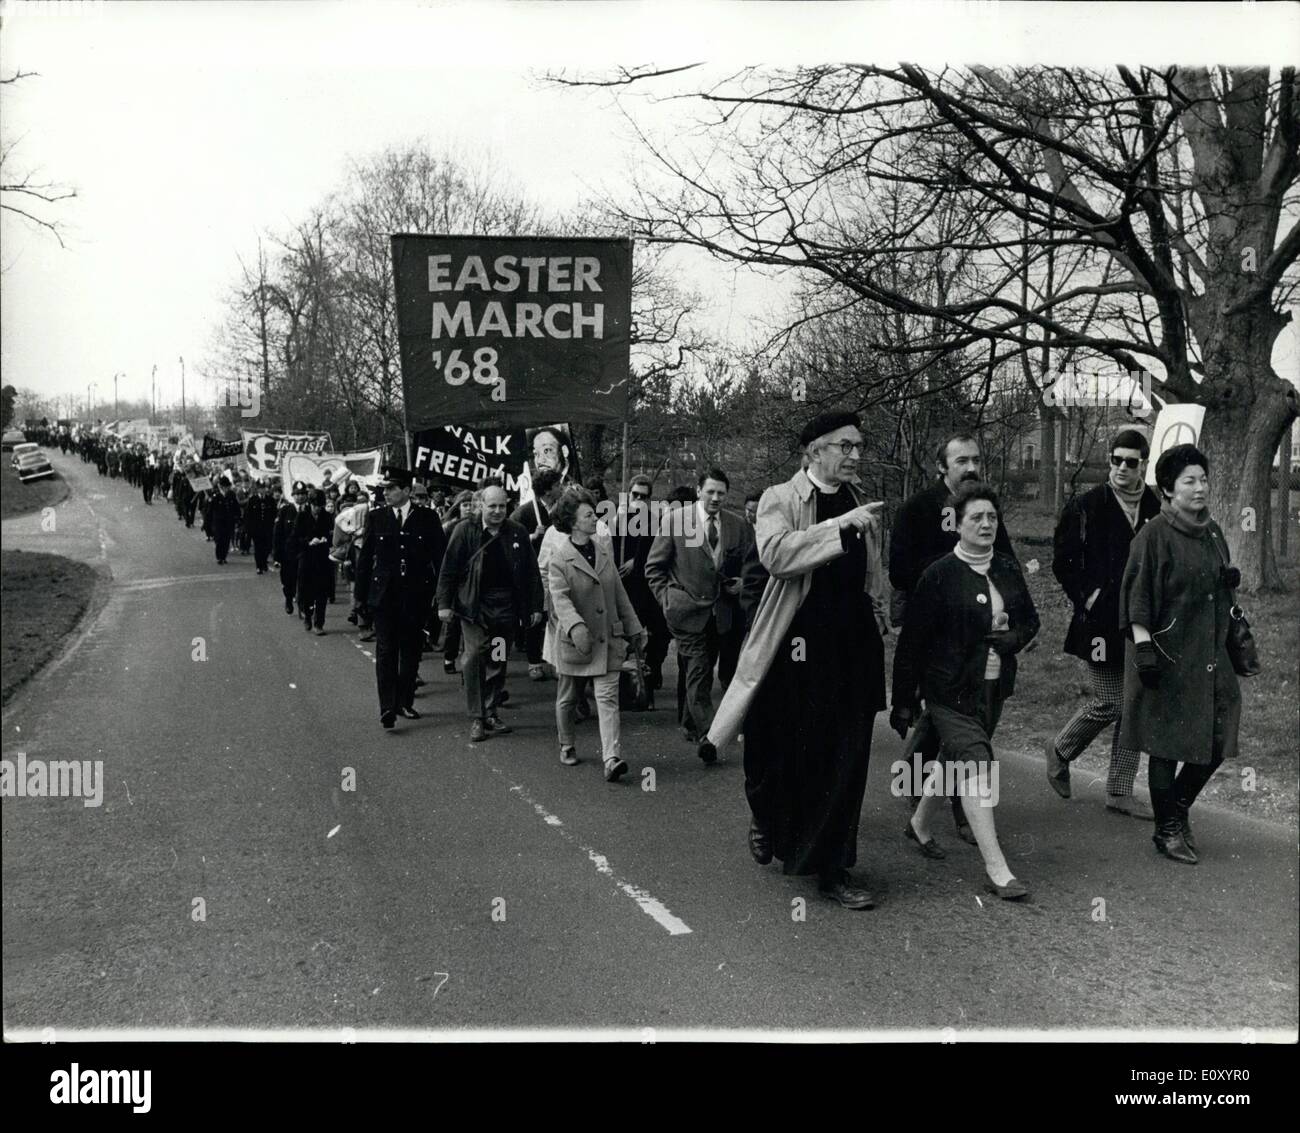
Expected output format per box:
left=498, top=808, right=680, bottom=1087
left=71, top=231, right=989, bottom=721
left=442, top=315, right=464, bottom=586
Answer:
left=0, top=71, right=76, bottom=254
left=553, top=64, right=1300, bottom=589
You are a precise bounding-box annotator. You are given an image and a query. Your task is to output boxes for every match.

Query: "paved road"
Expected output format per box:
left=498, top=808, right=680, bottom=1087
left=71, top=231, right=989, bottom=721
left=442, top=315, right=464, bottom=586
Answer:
left=3, top=452, right=1296, bottom=1035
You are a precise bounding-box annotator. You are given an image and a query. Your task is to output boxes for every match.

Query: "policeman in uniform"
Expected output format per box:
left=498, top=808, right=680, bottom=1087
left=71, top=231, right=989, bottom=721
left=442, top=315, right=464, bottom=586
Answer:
left=358, top=468, right=448, bottom=729
left=210, top=477, right=243, bottom=565
left=245, top=477, right=278, bottom=574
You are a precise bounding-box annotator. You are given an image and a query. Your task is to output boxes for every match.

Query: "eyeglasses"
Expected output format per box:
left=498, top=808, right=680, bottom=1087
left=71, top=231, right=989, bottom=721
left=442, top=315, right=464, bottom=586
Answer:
left=822, top=441, right=865, bottom=456
left=1110, top=455, right=1143, bottom=469
left=630, top=492, right=651, bottom=501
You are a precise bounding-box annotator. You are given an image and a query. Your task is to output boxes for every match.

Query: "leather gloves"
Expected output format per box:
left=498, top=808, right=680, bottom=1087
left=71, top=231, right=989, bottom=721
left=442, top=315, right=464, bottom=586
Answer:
left=889, top=704, right=914, bottom=740
left=1134, top=640, right=1160, bottom=689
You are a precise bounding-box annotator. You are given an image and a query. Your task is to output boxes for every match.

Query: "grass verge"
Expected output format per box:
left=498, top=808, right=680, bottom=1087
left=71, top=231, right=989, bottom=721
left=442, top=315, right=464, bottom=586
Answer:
left=0, top=460, right=69, bottom=521
left=1, top=550, right=99, bottom=706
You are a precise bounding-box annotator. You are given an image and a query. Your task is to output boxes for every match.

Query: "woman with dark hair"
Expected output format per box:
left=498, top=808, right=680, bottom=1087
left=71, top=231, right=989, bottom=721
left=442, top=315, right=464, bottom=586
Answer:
left=1119, top=443, right=1241, bottom=865
left=546, top=488, right=646, bottom=780
left=891, top=482, right=1040, bottom=901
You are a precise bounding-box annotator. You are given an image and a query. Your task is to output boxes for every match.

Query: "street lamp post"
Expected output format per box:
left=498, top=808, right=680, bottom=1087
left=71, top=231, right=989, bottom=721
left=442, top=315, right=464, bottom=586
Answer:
left=152, top=365, right=157, bottom=422
left=114, top=371, right=122, bottom=419
left=179, top=355, right=186, bottom=435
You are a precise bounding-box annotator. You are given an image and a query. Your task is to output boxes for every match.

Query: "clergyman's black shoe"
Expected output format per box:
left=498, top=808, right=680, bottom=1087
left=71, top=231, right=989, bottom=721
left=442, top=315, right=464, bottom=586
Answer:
left=818, top=870, right=876, bottom=910
left=380, top=711, right=396, bottom=730
left=396, top=706, right=421, bottom=720
left=748, top=819, right=773, bottom=865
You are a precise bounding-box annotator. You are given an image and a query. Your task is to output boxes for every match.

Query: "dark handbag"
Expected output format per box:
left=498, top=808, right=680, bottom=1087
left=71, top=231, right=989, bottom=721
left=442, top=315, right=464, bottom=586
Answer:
left=1210, top=533, right=1261, bottom=678
left=619, top=640, right=654, bottom=711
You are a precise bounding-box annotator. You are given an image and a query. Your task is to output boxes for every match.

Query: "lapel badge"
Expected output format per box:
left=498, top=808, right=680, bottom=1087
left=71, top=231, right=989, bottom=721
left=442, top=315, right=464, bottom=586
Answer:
left=976, top=593, right=988, bottom=604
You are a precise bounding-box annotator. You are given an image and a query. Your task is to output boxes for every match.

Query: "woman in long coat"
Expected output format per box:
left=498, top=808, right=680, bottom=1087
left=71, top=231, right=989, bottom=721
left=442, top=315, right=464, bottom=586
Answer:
left=547, top=489, right=644, bottom=782
left=1119, top=443, right=1241, bottom=865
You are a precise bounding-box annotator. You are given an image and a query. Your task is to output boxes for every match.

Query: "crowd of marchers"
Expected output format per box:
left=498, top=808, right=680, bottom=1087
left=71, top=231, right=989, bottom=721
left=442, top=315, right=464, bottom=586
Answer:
left=39, top=410, right=1243, bottom=911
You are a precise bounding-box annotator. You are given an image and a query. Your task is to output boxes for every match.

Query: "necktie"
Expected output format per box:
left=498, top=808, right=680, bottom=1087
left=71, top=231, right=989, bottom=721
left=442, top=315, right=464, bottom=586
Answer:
left=707, top=516, right=719, bottom=551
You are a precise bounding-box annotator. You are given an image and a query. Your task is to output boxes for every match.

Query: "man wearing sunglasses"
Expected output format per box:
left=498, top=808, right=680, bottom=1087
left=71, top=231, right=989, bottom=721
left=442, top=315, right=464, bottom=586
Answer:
left=613, top=475, right=671, bottom=691
left=1048, top=427, right=1161, bottom=816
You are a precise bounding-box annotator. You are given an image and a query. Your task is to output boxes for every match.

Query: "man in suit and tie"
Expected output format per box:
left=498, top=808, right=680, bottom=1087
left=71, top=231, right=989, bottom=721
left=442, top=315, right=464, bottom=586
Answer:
left=358, top=468, right=449, bottom=730
left=646, top=467, right=761, bottom=762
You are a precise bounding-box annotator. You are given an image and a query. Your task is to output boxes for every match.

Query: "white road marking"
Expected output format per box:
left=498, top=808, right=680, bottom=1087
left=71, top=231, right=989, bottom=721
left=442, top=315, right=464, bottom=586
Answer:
left=339, top=621, right=692, bottom=936
left=117, top=573, right=247, bottom=592
left=500, top=775, right=692, bottom=937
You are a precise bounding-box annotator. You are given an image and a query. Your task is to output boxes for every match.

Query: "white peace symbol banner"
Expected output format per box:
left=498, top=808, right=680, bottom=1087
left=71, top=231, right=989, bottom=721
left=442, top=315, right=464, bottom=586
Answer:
left=1145, top=403, right=1205, bottom=486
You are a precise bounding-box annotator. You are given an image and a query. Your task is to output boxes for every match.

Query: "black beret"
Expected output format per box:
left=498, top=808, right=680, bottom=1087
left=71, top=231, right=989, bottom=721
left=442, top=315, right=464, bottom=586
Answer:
left=799, top=410, right=862, bottom=447
left=309, top=489, right=326, bottom=506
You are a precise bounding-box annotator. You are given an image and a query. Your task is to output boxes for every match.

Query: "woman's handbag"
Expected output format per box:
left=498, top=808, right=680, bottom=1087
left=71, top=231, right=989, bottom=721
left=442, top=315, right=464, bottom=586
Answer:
left=1211, top=534, right=1261, bottom=677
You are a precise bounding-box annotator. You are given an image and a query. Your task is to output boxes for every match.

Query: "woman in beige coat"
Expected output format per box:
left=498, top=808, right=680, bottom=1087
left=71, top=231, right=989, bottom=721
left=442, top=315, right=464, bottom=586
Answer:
left=547, top=489, right=646, bottom=781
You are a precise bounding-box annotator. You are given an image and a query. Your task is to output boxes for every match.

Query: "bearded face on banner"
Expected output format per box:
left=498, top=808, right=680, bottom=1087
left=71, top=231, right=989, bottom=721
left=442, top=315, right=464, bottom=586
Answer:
left=527, top=426, right=573, bottom=483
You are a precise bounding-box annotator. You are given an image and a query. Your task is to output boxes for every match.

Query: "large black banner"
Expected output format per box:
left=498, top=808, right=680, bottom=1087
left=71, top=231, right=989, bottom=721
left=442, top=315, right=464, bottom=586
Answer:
left=390, top=235, right=632, bottom=430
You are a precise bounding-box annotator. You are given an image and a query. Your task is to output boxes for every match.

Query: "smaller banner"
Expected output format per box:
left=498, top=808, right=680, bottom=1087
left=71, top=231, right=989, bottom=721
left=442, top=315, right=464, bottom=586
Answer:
left=280, top=450, right=383, bottom=498
left=411, top=425, right=527, bottom=493
left=242, top=430, right=332, bottom=475
left=202, top=434, right=244, bottom=460
left=186, top=467, right=213, bottom=492
left=1145, top=404, right=1204, bottom=487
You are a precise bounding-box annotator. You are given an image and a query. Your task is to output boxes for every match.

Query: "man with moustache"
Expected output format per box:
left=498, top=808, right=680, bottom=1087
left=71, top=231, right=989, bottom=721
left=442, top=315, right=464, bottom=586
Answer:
left=437, top=480, right=544, bottom=743
left=888, top=432, right=1016, bottom=844
left=706, top=411, right=888, bottom=909
left=1047, top=428, right=1160, bottom=816
left=358, top=469, right=448, bottom=729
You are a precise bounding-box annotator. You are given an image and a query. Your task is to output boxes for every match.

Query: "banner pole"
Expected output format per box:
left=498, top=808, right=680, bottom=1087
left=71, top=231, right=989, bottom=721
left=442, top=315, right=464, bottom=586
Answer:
left=621, top=416, right=630, bottom=496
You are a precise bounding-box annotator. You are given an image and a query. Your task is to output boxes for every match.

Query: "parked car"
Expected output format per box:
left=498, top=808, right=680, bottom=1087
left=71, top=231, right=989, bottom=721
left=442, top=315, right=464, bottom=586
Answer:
left=15, top=450, right=54, bottom=483
left=9, top=442, right=40, bottom=469
left=1, top=428, right=27, bottom=451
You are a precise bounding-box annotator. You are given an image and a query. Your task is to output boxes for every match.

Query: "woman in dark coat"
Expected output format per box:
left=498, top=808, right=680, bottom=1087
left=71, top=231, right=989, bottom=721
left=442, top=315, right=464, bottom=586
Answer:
left=891, top=482, right=1040, bottom=901
left=1119, top=444, right=1241, bottom=865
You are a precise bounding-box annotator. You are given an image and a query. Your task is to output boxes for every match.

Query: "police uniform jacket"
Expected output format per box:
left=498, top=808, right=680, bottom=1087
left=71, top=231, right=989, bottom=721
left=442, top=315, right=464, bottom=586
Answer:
left=359, top=504, right=449, bottom=613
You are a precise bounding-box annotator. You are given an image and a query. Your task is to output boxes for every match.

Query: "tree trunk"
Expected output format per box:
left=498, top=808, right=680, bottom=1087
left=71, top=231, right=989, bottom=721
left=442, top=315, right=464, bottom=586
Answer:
left=1192, top=295, right=1300, bottom=591
left=1279, top=419, right=1293, bottom=560
left=1037, top=408, right=1056, bottom=507
left=1199, top=377, right=1297, bottom=592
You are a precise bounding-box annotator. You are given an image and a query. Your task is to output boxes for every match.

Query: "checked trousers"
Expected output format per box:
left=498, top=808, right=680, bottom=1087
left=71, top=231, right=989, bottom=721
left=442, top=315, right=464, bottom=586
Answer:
left=1052, top=660, right=1141, bottom=798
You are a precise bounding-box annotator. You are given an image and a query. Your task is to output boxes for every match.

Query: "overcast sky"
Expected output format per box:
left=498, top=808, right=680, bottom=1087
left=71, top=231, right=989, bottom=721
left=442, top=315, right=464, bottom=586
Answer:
left=2, top=1, right=1297, bottom=417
